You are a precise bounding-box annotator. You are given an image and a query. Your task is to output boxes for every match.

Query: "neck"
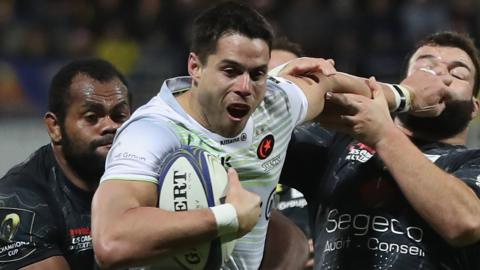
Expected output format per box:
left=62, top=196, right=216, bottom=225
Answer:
left=176, top=89, right=207, bottom=126
left=51, top=144, right=98, bottom=192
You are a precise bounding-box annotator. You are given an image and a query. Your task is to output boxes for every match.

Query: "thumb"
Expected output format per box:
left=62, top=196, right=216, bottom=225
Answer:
left=366, top=76, right=383, bottom=100
left=327, top=58, right=335, bottom=66
left=227, top=168, right=240, bottom=187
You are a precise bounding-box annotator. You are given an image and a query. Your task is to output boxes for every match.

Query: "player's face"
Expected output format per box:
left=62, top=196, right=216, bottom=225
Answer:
left=398, top=45, right=478, bottom=140
left=407, top=45, right=476, bottom=100
left=61, top=74, right=130, bottom=181
left=190, top=34, right=270, bottom=137
left=268, top=49, right=298, bottom=70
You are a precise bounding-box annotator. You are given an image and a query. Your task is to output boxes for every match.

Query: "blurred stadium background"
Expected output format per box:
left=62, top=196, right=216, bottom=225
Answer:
left=2, top=0, right=480, bottom=174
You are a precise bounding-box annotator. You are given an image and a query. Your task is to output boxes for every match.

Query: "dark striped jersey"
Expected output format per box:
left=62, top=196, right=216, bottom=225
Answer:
left=281, top=122, right=480, bottom=270
left=0, top=145, right=95, bottom=270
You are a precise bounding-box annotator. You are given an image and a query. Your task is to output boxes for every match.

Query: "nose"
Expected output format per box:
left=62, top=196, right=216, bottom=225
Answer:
left=432, top=63, right=453, bottom=86
left=234, top=72, right=253, bottom=97
left=432, top=64, right=447, bottom=76
left=441, top=74, right=453, bottom=86
left=100, top=116, right=121, bottom=135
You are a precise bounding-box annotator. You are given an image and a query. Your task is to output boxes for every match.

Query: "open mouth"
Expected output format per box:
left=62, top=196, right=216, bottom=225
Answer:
left=227, top=104, right=250, bottom=120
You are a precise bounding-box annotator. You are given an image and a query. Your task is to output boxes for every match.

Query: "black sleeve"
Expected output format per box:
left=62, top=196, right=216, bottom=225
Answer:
left=451, top=154, right=480, bottom=197
left=280, top=123, right=334, bottom=198
left=0, top=174, right=64, bottom=269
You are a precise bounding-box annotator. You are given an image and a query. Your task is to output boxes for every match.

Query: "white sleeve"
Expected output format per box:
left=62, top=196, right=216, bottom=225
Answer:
left=101, top=118, right=181, bottom=184
left=268, top=76, right=308, bottom=126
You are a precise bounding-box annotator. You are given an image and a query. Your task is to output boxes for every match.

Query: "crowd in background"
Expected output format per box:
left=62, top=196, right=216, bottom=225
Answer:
left=1, top=0, right=480, bottom=115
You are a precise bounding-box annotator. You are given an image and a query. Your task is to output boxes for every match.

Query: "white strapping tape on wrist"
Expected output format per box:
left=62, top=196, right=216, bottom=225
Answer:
left=389, top=84, right=401, bottom=112
left=210, top=203, right=239, bottom=236
left=391, top=84, right=412, bottom=113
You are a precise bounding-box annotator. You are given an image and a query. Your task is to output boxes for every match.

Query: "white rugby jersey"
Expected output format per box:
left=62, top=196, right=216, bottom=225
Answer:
left=101, top=76, right=308, bottom=270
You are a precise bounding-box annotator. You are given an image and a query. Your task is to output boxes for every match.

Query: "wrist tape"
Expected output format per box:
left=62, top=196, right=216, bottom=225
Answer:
left=390, top=84, right=412, bottom=113
left=210, top=203, right=239, bottom=236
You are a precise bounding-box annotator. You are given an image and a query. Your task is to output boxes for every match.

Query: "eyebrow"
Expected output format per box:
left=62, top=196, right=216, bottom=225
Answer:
left=220, top=59, right=268, bottom=71
left=415, top=54, right=472, bottom=72
left=81, top=100, right=129, bottom=111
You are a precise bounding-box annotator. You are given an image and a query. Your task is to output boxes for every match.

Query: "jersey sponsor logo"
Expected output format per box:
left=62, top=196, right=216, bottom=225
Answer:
left=1, top=213, right=19, bottom=242
left=261, top=154, right=281, bottom=173
left=0, top=208, right=35, bottom=262
left=345, top=143, right=375, bottom=163
left=68, top=229, right=92, bottom=252
left=277, top=198, right=308, bottom=211
left=257, top=135, right=274, bottom=160
left=221, top=156, right=232, bottom=167
left=114, top=152, right=147, bottom=162
left=220, top=133, right=247, bottom=145
left=323, top=209, right=425, bottom=257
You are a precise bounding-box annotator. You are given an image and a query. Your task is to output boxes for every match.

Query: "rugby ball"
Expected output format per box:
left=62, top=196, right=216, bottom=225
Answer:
left=155, top=145, right=235, bottom=270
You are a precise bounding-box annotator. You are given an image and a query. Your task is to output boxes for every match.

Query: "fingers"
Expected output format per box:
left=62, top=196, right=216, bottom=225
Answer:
left=320, top=59, right=336, bottom=76
left=339, top=114, right=357, bottom=126
left=285, top=57, right=336, bottom=76
left=325, top=92, right=365, bottom=114
left=411, top=103, right=445, bottom=117
left=366, top=76, right=385, bottom=101
left=366, top=77, right=377, bottom=94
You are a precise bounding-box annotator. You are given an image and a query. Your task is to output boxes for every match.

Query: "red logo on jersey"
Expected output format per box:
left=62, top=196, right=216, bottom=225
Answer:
left=257, top=135, right=274, bottom=160
left=346, top=142, right=376, bottom=163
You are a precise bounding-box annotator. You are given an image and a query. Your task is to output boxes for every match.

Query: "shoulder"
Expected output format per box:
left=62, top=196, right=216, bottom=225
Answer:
left=1, top=145, right=54, bottom=187
left=266, top=76, right=302, bottom=95
left=114, top=116, right=180, bottom=150
left=427, top=144, right=480, bottom=167
left=291, top=122, right=337, bottom=146
left=0, top=146, right=56, bottom=209
left=0, top=147, right=64, bottom=267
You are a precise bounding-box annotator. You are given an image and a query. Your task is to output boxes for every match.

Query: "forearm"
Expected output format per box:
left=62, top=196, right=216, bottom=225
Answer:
left=94, top=207, right=217, bottom=268
left=331, top=72, right=399, bottom=111
left=375, top=128, right=480, bottom=246
left=21, top=256, right=70, bottom=270
left=92, top=182, right=219, bottom=269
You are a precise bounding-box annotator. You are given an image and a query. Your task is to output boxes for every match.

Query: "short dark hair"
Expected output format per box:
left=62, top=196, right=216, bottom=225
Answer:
left=190, top=1, right=274, bottom=64
left=410, top=31, right=480, bottom=97
left=272, top=36, right=304, bottom=57
left=48, top=58, right=131, bottom=123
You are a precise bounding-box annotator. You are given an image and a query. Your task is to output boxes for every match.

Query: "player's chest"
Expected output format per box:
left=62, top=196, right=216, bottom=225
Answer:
left=180, top=124, right=291, bottom=179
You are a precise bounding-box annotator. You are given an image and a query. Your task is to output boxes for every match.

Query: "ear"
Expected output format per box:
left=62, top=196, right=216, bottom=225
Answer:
left=188, top=52, right=202, bottom=85
left=44, top=112, right=62, bottom=144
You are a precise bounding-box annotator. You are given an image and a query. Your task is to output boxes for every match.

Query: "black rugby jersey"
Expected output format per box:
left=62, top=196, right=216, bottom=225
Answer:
left=0, top=145, right=95, bottom=270
left=281, top=122, right=480, bottom=270
left=275, top=185, right=312, bottom=239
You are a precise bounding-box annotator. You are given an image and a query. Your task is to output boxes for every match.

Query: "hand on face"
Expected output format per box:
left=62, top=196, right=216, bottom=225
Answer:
left=323, top=77, right=396, bottom=147
left=400, top=68, right=455, bottom=117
